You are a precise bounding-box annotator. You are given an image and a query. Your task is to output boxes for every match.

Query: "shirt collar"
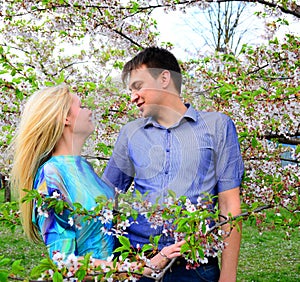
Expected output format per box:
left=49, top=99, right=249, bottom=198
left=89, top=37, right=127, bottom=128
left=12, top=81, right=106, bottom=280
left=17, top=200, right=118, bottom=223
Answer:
left=144, top=103, right=197, bottom=128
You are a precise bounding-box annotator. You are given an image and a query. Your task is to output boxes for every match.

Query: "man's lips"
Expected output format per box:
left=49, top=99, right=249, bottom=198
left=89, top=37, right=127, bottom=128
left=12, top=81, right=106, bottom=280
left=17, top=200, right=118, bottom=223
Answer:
left=137, top=102, right=144, bottom=109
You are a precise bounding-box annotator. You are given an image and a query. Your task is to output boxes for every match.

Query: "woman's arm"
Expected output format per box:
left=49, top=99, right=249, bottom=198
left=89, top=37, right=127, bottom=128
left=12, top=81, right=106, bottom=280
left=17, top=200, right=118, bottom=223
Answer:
left=92, top=240, right=185, bottom=275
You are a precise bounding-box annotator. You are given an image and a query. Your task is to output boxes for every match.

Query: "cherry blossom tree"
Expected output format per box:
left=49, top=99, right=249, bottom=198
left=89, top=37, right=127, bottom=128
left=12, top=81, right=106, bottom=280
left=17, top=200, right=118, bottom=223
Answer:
left=0, top=0, right=299, bottom=281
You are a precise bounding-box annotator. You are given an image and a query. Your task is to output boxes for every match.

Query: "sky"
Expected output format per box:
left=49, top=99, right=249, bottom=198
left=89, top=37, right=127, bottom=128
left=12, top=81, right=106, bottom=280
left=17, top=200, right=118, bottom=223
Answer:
left=151, top=3, right=300, bottom=60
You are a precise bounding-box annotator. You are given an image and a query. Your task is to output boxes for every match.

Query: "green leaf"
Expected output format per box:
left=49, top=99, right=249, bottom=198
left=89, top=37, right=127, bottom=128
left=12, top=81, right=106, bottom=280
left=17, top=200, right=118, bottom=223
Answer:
left=95, top=142, right=112, bottom=155
left=53, top=271, right=63, bottom=282
left=84, top=81, right=96, bottom=91
left=55, top=200, right=65, bottom=214
left=251, top=137, right=258, bottom=148
left=180, top=243, right=190, bottom=254
left=75, top=269, right=87, bottom=280
left=153, top=235, right=161, bottom=246
left=168, top=190, right=177, bottom=199
left=0, top=271, right=8, bottom=282
left=130, top=1, right=140, bottom=13
left=141, top=244, right=154, bottom=253
left=197, top=247, right=205, bottom=259
left=45, top=81, right=55, bottom=87
left=11, top=259, right=24, bottom=274
left=131, top=208, right=139, bottom=221
left=73, top=202, right=83, bottom=209
left=114, top=246, right=128, bottom=253
left=118, top=236, right=131, bottom=249
left=16, top=89, right=24, bottom=101
left=190, top=234, right=195, bottom=245
left=0, top=258, right=11, bottom=267
left=54, top=71, right=65, bottom=84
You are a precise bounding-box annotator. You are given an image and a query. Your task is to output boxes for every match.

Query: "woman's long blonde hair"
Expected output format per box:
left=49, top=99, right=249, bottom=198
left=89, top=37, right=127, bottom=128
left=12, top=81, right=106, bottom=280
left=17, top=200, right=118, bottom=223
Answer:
left=10, top=84, right=72, bottom=242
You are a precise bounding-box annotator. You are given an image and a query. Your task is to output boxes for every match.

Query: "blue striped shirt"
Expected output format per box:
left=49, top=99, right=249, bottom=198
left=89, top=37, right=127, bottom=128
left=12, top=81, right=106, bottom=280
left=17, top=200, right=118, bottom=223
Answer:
left=103, top=104, right=244, bottom=248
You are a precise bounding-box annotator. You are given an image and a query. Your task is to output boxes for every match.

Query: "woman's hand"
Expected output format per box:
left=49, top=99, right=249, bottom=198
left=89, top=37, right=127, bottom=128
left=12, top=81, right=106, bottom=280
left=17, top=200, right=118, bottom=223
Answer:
left=148, top=240, right=186, bottom=271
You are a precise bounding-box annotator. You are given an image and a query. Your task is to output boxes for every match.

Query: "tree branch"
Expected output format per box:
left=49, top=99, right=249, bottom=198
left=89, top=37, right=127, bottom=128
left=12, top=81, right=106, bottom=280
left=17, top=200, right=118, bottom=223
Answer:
left=265, top=134, right=300, bottom=145
left=208, top=204, right=272, bottom=233
left=247, top=57, right=289, bottom=75
left=82, top=155, right=110, bottom=161
left=174, top=1, right=300, bottom=19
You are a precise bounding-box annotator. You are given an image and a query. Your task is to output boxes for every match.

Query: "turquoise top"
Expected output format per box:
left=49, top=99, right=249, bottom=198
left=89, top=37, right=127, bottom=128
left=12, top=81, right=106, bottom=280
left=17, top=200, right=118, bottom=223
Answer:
left=33, top=155, right=114, bottom=260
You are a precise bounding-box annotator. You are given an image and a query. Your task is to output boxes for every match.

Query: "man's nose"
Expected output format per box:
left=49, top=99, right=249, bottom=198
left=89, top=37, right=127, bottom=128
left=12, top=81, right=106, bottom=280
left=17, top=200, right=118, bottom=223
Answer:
left=130, top=91, right=140, bottom=103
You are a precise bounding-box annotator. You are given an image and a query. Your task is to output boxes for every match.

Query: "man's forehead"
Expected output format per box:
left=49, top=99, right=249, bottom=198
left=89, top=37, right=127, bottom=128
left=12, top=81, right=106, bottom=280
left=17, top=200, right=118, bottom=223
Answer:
left=130, top=67, right=150, bottom=76
left=128, top=68, right=151, bottom=83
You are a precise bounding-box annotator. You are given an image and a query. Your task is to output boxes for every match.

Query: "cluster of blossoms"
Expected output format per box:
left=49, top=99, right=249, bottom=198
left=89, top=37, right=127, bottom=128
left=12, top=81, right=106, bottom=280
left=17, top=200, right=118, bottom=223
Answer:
left=38, top=251, right=117, bottom=282
left=31, top=188, right=236, bottom=279
left=128, top=193, right=231, bottom=268
left=38, top=252, right=80, bottom=281
left=242, top=159, right=299, bottom=210
left=0, top=201, right=21, bottom=230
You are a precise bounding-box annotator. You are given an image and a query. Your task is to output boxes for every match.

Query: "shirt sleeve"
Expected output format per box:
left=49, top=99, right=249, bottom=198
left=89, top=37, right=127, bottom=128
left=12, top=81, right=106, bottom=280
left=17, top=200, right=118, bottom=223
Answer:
left=102, top=125, right=134, bottom=191
left=32, top=165, right=77, bottom=259
left=215, top=115, right=244, bottom=192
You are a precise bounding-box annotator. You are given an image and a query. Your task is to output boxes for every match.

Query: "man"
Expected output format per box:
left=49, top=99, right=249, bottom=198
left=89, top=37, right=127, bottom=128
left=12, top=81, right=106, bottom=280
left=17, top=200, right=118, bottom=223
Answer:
left=102, top=47, right=244, bottom=281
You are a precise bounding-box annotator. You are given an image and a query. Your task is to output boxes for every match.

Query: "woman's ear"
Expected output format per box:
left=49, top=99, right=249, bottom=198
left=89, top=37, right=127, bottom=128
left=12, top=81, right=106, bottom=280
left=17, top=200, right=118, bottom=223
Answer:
left=65, top=117, right=71, bottom=126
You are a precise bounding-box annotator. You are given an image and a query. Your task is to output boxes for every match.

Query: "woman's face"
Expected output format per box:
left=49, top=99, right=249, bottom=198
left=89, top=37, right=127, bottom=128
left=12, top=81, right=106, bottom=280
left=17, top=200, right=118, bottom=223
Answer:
left=67, top=94, right=94, bottom=137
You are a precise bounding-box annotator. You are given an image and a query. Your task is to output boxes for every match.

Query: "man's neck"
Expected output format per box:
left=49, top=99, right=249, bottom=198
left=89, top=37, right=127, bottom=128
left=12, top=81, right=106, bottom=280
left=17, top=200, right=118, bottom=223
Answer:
left=155, top=103, right=187, bottom=128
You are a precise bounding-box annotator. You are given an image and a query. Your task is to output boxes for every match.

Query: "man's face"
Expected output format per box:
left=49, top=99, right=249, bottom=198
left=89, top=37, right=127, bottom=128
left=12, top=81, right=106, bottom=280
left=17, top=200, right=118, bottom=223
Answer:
left=128, top=65, right=164, bottom=118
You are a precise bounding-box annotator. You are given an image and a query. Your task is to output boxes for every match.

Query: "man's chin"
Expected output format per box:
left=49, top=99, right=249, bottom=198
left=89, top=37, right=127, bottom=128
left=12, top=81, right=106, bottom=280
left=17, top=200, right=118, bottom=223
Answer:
left=141, top=109, right=152, bottom=118
left=139, top=108, right=147, bottom=117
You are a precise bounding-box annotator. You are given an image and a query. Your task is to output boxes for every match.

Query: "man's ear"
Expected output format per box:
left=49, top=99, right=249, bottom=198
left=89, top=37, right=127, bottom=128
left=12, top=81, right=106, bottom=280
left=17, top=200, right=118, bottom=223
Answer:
left=160, top=70, right=171, bottom=88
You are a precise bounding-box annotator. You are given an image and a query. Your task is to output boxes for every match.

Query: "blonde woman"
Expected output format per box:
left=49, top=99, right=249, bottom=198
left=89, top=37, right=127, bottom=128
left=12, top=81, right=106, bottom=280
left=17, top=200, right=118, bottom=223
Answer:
left=10, top=84, right=115, bottom=261
left=10, top=84, right=183, bottom=273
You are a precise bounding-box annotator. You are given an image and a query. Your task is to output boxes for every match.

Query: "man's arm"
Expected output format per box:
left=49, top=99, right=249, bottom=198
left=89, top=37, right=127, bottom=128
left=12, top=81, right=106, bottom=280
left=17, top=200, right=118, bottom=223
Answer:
left=102, top=128, right=134, bottom=192
left=218, top=187, right=242, bottom=282
left=102, top=156, right=134, bottom=192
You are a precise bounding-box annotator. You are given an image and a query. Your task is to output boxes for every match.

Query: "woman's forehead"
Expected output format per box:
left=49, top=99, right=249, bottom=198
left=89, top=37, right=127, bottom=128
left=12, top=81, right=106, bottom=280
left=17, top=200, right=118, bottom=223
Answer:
left=71, top=93, right=80, bottom=102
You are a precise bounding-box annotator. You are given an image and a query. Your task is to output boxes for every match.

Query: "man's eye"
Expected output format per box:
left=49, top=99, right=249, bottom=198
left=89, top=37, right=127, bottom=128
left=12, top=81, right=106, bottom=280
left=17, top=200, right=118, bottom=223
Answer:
left=133, top=83, right=142, bottom=91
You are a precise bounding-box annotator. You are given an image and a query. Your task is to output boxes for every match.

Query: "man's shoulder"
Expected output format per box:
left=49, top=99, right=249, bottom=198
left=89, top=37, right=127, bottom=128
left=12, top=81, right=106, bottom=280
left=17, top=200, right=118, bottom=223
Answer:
left=197, top=110, right=231, bottom=123
left=121, top=118, right=147, bottom=132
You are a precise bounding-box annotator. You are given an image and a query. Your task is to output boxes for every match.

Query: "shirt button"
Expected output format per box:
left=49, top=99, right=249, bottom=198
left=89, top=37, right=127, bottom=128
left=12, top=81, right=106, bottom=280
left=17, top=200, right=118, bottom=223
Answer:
left=167, top=129, right=171, bottom=133
left=166, top=149, right=170, bottom=152
left=165, top=171, right=168, bottom=174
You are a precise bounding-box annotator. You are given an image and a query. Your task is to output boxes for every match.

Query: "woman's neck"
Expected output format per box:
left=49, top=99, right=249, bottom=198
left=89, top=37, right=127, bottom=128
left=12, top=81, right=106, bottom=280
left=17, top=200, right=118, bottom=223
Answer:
left=52, top=134, right=84, bottom=156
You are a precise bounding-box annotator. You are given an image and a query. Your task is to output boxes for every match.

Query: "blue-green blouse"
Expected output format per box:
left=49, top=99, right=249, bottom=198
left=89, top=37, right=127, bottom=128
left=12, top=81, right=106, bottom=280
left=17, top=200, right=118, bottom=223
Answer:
left=33, top=155, right=114, bottom=260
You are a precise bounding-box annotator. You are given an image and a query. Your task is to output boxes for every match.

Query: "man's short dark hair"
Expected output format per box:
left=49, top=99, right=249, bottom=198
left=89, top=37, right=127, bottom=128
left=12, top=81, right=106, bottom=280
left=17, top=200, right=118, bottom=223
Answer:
left=122, top=47, right=182, bottom=93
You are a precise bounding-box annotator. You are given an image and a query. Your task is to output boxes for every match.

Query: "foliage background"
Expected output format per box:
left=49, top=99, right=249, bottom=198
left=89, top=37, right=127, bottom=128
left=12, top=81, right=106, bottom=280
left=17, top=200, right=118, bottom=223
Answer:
left=0, top=0, right=299, bottom=280
left=1, top=186, right=299, bottom=281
